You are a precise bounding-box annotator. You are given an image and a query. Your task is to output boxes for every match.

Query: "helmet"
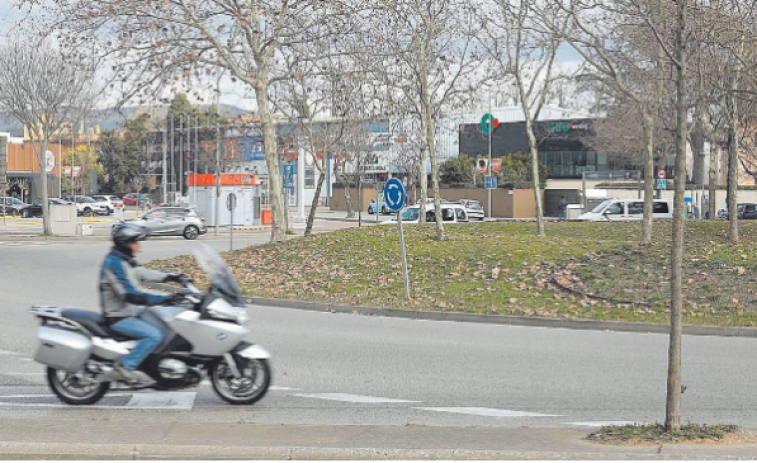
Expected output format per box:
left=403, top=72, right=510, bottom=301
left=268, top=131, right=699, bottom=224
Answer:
left=112, top=222, right=149, bottom=249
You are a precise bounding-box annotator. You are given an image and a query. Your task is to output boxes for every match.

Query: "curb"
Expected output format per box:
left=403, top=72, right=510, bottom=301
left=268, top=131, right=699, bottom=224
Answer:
left=0, top=442, right=732, bottom=460
left=247, top=296, right=757, bottom=338
left=232, top=226, right=270, bottom=232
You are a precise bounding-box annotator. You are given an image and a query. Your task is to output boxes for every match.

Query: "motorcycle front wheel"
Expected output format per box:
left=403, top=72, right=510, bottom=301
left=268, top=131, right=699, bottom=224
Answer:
left=210, top=357, right=270, bottom=405
left=47, top=367, right=110, bottom=405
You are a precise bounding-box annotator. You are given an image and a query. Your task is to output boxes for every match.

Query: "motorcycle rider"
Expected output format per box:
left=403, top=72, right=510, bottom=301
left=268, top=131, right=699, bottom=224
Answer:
left=100, top=222, right=188, bottom=384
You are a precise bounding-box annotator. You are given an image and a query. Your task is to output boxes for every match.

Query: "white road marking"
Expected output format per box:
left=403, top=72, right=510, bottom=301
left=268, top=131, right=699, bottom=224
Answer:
left=566, top=421, right=645, bottom=427
left=0, top=393, right=131, bottom=399
left=293, top=393, right=419, bottom=403
left=1, top=373, right=44, bottom=376
left=416, top=407, right=562, bottom=417
left=0, top=392, right=195, bottom=410
left=0, top=349, right=23, bottom=356
left=125, top=392, right=196, bottom=410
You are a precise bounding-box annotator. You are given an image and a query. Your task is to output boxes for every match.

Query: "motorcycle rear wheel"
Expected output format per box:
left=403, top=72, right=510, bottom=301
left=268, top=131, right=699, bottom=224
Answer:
left=210, top=358, right=270, bottom=405
left=47, top=367, right=110, bottom=405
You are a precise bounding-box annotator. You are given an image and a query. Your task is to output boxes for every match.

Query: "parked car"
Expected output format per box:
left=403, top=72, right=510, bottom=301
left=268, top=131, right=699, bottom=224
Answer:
left=125, top=207, right=207, bottom=240
left=73, top=196, right=109, bottom=216
left=456, top=199, right=485, bottom=221
left=368, top=198, right=391, bottom=215
left=90, top=195, right=122, bottom=214
left=576, top=199, right=673, bottom=221
left=717, top=203, right=757, bottom=220
left=122, top=193, right=139, bottom=206
left=19, top=198, right=69, bottom=218
left=383, top=203, right=469, bottom=224
left=0, top=196, right=26, bottom=216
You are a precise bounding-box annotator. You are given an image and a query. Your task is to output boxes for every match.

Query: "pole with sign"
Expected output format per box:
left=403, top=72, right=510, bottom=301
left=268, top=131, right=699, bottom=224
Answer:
left=384, top=178, right=410, bottom=300
left=656, top=168, right=667, bottom=191
left=227, top=193, right=237, bottom=251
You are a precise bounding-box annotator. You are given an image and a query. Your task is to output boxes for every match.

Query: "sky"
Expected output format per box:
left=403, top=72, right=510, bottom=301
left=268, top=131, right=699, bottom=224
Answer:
left=0, top=0, right=587, bottom=115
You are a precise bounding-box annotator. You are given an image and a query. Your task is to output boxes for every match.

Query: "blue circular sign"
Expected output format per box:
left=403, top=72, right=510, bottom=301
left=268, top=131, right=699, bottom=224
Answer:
left=383, top=178, right=406, bottom=212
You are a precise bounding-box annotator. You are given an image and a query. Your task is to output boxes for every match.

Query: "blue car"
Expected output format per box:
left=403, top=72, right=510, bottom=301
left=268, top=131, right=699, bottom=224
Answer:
left=367, top=199, right=389, bottom=215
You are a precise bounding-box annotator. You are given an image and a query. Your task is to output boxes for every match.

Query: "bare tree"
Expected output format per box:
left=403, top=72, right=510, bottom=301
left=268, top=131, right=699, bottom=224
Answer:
left=553, top=0, right=672, bottom=244
left=481, top=0, right=569, bottom=237
left=355, top=0, right=488, bottom=240
left=0, top=38, right=95, bottom=235
left=32, top=0, right=353, bottom=243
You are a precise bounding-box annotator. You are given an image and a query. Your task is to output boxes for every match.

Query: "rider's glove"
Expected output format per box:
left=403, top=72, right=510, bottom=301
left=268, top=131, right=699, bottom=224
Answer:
left=164, top=273, right=189, bottom=283
left=163, top=293, right=185, bottom=305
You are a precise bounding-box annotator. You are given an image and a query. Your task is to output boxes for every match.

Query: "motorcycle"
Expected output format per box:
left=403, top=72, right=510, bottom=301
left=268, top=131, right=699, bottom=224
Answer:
left=28, top=244, right=271, bottom=406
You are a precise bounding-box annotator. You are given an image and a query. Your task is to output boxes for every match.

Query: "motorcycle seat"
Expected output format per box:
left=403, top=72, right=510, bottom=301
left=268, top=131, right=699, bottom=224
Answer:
left=60, top=309, right=136, bottom=341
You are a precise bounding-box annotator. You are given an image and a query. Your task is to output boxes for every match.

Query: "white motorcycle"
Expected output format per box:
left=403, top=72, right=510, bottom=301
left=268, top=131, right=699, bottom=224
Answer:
left=29, top=244, right=271, bottom=406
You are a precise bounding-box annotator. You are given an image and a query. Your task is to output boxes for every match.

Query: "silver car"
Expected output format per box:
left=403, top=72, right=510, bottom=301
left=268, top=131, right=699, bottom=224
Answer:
left=456, top=199, right=485, bottom=221
left=128, top=207, right=207, bottom=240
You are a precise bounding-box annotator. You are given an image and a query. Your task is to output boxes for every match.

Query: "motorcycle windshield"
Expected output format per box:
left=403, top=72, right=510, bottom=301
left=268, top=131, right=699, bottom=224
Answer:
left=193, top=243, right=246, bottom=306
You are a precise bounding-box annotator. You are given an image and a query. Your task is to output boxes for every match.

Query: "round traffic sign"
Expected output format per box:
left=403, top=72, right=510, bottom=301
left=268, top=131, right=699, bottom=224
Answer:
left=383, top=178, right=406, bottom=212
left=480, top=113, right=499, bottom=135
left=226, top=193, right=237, bottom=211
left=657, top=168, right=666, bottom=179
left=45, top=151, right=55, bottom=172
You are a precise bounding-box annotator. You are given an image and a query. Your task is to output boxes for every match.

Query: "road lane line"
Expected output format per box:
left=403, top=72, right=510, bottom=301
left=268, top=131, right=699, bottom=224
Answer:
left=415, top=407, right=562, bottom=417
left=293, top=393, right=419, bottom=403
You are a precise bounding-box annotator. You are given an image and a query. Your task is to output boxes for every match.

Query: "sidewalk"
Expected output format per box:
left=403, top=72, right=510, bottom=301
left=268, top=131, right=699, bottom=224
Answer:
left=1, top=418, right=756, bottom=459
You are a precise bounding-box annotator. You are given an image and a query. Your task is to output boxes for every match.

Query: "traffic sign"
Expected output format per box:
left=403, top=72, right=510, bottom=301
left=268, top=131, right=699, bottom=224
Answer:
left=480, top=113, right=499, bottom=136
left=485, top=175, right=497, bottom=190
left=383, top=178, right=406, bottom=212
left=226, top=193, right=237, bottom=211
left=656, top=179, right=667, bottom=190
left=657, top=168, right=667, bottom=180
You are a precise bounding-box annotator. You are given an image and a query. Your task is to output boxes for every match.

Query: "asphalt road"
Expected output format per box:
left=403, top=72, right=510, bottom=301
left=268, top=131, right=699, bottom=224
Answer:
left=1, top=231, right=757, bottom=432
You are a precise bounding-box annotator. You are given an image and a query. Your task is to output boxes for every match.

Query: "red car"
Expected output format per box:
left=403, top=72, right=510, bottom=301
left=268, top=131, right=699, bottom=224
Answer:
left=122, top=193, right=139, bottom=206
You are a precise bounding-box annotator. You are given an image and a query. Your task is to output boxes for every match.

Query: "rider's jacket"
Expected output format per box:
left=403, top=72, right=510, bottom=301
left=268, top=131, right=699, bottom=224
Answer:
left=99, top=248, right=170, bottom=322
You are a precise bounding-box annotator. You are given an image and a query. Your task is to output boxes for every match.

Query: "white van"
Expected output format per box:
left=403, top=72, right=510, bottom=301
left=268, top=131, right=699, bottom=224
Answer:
left=382, top=203, right=469, bottom=224
left=576, top=199, right=673, bottom=221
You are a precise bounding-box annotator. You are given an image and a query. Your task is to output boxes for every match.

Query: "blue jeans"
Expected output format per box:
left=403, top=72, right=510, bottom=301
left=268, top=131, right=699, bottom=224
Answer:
left=110, top=316, right=164, bottom=370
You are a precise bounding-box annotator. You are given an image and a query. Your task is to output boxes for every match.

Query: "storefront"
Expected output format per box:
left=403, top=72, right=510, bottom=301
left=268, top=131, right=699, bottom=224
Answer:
left=458, top=118, right=608, bottom=179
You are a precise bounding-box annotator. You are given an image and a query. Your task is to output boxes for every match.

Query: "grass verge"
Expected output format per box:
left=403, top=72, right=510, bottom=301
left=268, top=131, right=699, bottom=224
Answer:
left=149, top=220, right=757, bottom=327
left=587, top=423, right=744, bottom=445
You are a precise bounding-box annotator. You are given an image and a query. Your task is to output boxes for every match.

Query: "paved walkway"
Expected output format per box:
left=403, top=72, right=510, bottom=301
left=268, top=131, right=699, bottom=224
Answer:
left=1, top=418, right=756, bottom=459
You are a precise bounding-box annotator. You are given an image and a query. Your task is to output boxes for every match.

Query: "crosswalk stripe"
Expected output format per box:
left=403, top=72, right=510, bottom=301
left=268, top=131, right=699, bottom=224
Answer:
left=293, top=393, right=419, bottom=403
left=415, top=407, right=561, bottom=417
left=125, top=392, right=196, bottom=410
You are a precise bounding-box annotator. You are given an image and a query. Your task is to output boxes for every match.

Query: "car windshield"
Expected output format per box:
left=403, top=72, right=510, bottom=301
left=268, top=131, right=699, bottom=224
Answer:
left=193, top=243, right=245, bottom=306
left=8, top=197, right=22, bottom=205
left=591, top=200, right=613, bottom=213
left=400, top=208, right=420, bottom=221
left=82, top=197, right=96, bottom=203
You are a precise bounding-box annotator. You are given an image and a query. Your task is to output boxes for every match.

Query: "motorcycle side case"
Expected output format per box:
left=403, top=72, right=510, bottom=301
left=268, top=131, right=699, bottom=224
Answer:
left=34, top=326, right=92, bottom=372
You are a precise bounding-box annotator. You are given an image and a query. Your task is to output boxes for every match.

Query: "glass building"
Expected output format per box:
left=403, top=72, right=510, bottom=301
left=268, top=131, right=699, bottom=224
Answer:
left=458, top=118, right=608, bottom=179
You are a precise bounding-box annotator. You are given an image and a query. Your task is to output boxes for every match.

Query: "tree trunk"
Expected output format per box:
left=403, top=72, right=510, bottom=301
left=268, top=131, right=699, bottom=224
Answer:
left=418, top=148, right=428, bottom=224
left=305, top=167, right=326, bottom=237
left=641, top=113, right=655, bottom=245
left=523, top=118, right=544, bottom=237
left=255, top=78, right=285, bottom=243
left=709, top=142, right=717, bottom=220
left=665, top=0, right=687, bottom=433
left=418, top=47, right=444, bottom=240
left=727, top=85, right=739, bottom=244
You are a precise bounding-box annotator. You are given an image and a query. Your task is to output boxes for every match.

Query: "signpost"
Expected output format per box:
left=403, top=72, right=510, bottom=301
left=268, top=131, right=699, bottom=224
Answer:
left=484, top=175, right=497, bottom=190
left=657, top=168, right=667, bottom=191
left=226, top=193, right=237, bottom=251
left=384, top=178, right=410, bottom=300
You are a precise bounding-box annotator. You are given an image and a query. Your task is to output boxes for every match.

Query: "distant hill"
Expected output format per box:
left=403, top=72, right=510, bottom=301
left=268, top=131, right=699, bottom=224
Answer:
left=0, top=103, right=250, bottom=136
